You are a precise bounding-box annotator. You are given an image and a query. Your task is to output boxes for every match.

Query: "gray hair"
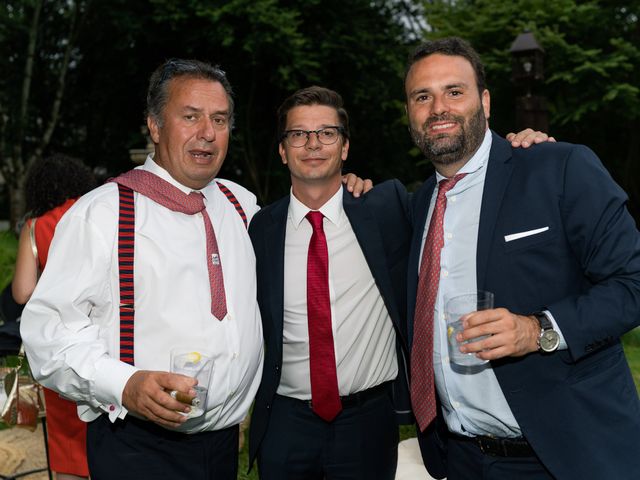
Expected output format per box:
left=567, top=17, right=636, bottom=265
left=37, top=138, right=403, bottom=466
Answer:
left=146, top=58, right=235, bottom=129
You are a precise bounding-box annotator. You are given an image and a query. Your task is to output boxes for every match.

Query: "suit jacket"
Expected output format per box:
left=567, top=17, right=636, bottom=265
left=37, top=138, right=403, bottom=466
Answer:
left=409, top=131, right=640, bottom=479
left=248, top=180, right=413, bottom=465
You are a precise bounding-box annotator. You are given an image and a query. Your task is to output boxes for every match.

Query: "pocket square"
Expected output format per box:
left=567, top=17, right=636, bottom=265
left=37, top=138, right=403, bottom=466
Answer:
left=504, top=226, right=549, bottom=242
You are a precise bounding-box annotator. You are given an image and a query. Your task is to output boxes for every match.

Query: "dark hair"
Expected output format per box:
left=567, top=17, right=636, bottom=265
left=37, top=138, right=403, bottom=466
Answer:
left=146, top=58, right=235, bottom=129
left=25, top=154, right=97, bottom=217
left=276, top=86, right=350, bottom=140
left=405, top=37, right=486, bottom=95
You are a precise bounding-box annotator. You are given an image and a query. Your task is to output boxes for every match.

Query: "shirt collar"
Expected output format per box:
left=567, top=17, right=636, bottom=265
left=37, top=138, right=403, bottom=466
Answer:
left=142, top=154, right=207, bottom=195
left=288, top=186, right=344, bottom=230
left=435, top=129, right=492, bottom=183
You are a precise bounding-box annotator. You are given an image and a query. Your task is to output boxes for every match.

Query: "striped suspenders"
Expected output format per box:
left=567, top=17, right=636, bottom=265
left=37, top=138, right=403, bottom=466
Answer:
left=116, top=182, right=247, bottom=365
left=117, top=186, right=135, bottom=364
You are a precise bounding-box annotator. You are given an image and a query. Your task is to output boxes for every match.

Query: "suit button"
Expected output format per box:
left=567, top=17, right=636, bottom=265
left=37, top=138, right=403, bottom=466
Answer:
left=266, top=404, right=271, bottom=410
left=275, top=365, right=280, bottom=372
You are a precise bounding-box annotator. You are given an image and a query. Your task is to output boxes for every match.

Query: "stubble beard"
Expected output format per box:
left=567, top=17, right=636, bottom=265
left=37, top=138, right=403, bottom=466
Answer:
left=410, top=105, right=487, bottom=168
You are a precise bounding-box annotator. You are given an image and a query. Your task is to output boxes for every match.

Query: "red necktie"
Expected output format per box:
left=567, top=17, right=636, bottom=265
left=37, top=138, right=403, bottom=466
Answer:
left=306, top=211, right=342, bottom=422
left=111, top=169, right=227, bottom=320
left=411, top=173, right=466, bottom=431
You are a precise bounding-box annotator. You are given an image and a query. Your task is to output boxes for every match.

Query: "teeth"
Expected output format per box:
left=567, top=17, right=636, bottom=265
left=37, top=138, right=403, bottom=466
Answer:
left=431, top=123, right=455, bottom=130
left=192, top=152, right=211, bottom=157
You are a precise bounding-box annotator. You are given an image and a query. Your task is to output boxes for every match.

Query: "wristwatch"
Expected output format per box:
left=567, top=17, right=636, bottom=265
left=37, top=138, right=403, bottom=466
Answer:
left=532, top=311, right=560, bottom=353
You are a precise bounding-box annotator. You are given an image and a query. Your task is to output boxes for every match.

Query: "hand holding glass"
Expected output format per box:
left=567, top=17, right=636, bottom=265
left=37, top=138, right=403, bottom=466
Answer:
left=445, top=291, right=494, bottom=367
left=169, top=349, right=214, bottom=418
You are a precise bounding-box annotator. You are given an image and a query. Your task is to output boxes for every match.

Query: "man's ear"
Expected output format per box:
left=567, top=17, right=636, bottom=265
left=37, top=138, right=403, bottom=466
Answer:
left=341, top=138, right=350, bottom=162
left=147, top=115, right=160, bottom=144
left=482, top=89, right=491, bottom=120
left=279, top=142, right=288, bottom=165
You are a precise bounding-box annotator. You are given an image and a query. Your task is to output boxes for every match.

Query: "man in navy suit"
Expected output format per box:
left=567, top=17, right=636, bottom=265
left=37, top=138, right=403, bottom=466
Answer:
left=406, top=37, right=640, bottom=480
left=248, top=86, right=413, bottom=480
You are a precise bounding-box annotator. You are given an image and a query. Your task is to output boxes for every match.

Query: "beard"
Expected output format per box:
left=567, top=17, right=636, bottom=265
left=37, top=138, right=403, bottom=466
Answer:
left=410, top=105, right=487, bottom=167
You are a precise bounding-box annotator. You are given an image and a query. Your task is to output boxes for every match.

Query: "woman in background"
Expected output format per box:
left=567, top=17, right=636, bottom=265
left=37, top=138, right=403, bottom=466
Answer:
left=13, top=154, right=96, bottom=480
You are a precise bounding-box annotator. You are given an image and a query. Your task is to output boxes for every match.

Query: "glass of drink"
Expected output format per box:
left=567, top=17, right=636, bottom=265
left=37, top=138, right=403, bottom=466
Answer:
left=169, top=349, right=214, bottom=418
left=444, top=291, right=494, bottom=367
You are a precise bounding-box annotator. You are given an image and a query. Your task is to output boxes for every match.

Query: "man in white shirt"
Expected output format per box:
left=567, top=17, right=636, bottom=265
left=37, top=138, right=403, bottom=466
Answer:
left=20, top=59, right=264, bottom=479
left=248, top=86, right=413, bottom=480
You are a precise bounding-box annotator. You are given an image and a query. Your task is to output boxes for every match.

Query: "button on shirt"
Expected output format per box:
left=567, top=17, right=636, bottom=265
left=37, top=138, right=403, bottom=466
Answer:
left=20, top=156, right=264, bottom=434
left=277, top=187, right=398, bottom=399
left=420, top=130, right=520, bottom=437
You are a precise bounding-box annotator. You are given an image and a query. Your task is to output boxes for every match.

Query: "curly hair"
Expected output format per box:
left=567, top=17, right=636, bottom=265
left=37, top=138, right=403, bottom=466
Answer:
left=25, top=154, right=97, bottom=218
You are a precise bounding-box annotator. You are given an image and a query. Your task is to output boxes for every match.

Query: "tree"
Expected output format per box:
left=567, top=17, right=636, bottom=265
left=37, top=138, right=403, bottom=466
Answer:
left=418, top=0, right=640, bottom=218
left=143, top=0, right=417, bottom=203
left=0, top=0, right=88, bottom=229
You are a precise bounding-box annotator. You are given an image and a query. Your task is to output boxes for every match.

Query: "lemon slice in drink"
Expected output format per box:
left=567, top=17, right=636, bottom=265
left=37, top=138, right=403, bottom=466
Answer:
left=185, top=351, right=202, bottom=363
left=447, top=326, right=454, bottom=338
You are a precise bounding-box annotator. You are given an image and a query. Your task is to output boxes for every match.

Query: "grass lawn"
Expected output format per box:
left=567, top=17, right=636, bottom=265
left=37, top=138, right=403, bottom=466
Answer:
left=0, top=230, right=17, bottom=289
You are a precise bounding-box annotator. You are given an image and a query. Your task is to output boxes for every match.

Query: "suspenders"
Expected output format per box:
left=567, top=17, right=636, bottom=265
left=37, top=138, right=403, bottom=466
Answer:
left=116, top=181, right=247, bottom=365
left=117, top=186, right=135, bottom=365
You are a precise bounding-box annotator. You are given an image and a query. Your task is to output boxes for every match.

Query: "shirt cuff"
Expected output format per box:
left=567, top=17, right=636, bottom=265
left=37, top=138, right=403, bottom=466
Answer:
left=93, top=356, right=138, bottom=422
left=542, top=309, right=568, bottom=350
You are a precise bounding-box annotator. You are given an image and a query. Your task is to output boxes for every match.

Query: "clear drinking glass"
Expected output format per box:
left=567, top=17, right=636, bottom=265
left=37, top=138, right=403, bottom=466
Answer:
left=445, top=291, right=494, bottom=367
left=169, top=349, right=214, bottom=418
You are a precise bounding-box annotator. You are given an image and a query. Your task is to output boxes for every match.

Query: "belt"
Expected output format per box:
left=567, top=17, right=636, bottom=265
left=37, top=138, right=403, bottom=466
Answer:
left=283, top=381, right=391, bottom=410
left=449, top=432, right=536, bottom=457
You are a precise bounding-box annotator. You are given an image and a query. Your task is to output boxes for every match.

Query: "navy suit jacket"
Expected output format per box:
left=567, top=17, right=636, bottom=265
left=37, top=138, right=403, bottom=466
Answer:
left=409, top=132, right=640, bottom=479
left=248, top=180, right=413, bottom=465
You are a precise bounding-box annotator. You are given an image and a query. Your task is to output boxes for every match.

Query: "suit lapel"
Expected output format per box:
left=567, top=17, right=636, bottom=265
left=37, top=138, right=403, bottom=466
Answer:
left=343, top=188, right=398, bottom=320
left=265, top=197, right=289, bottom=345
left=476, top=132, right=514, bottom=290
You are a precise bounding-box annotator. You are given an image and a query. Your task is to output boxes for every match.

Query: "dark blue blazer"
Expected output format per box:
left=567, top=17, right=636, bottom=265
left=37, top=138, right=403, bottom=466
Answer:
left=248, top=179, right=413, bottom=465
left=409, top=131, right=640, bottom=479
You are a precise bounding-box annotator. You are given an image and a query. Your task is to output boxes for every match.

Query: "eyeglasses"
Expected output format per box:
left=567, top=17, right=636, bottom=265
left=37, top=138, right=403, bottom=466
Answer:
left=281, top=126, right=345, bottom=148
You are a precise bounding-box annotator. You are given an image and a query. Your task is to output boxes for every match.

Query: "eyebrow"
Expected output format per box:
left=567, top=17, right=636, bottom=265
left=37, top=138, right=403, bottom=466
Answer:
left=182, top=105, right=229, bottom=116
left=409, top=82, right=470, bottom=97
left=286, top=123, right=338, bottom=130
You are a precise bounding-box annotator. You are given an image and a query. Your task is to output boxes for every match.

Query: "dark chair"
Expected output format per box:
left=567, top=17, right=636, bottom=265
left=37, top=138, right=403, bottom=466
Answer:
left=0, top=283, right=23, bottom=357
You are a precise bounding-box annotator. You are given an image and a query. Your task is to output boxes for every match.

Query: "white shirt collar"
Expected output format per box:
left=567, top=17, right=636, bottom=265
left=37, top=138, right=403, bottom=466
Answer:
left=288, top=185, right=344, bottom=230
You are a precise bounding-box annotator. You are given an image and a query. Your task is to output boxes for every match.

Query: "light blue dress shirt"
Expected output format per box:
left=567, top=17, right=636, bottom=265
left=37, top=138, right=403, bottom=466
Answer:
left=421, top=130, right=521, bottom=437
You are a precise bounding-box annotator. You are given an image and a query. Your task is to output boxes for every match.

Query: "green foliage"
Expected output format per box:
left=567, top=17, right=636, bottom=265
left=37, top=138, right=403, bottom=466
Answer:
left=419, top=0, right=640, bottom=218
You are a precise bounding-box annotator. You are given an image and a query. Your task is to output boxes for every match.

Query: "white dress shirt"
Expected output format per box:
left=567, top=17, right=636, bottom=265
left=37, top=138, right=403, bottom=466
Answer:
left=277, top=187, right=398, bottom=399
left=20, top=156, right=264, bottom=434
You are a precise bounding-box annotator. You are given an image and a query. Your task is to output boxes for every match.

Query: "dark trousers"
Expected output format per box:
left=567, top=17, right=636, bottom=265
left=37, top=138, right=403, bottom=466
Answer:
left=446, top=435, right=554, bottom=480
left=257, top=385, right=398, bottom=480
left=87, top=414, right=239, bottom=480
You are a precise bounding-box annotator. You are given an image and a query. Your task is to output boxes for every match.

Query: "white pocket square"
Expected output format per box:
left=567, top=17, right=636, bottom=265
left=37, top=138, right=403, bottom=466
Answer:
left=504, top=226, right=549, bottom=242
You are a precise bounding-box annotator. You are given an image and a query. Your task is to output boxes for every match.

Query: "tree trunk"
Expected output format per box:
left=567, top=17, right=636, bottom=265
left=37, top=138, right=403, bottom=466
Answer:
left=8, top=181, right=26, bottom=233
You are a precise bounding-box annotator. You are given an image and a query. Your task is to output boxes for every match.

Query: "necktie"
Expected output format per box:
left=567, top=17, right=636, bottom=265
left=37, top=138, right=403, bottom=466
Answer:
left=306, top=211, right=342, bottom=422
left=411, top=173, right=466, bottom=431
left=111, top=169, right=227, bottom=320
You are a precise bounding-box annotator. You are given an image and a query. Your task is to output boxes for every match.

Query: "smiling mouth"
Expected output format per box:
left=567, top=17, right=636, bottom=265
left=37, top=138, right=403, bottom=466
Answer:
left=429, top=122, right=458, bottom=132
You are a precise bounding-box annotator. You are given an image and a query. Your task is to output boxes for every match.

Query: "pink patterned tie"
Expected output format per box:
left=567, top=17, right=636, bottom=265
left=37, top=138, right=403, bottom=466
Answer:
left=411, top=173, right=466, bottom=431
left=111, top=169, right=227, bottom=321
left=306, top=211, right=342, bottom=422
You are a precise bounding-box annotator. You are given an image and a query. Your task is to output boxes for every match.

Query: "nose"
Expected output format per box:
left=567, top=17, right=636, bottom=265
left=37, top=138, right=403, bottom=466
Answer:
left=431, top=94, right=449, bottom=116
left=199, top=118, right=216, bottom=142
left=305, top=131, right=322, bottom=149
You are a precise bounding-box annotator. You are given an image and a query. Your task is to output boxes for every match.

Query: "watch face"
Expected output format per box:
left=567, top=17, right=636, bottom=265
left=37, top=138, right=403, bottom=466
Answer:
left=540, top=330, right=560, bottom=352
